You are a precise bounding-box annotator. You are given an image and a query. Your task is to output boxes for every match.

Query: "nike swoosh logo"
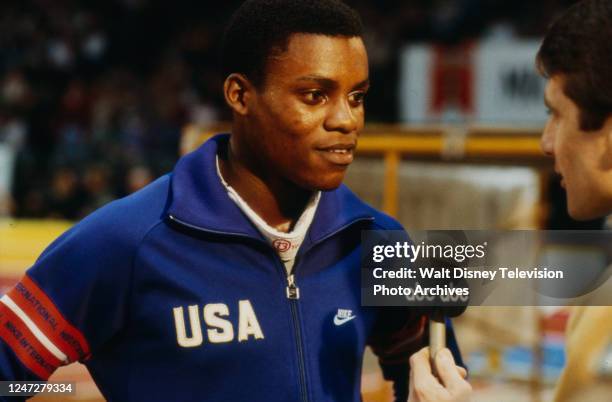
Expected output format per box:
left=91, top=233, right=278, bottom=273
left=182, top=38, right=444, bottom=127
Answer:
left=333, top=315, right=356, bottom=326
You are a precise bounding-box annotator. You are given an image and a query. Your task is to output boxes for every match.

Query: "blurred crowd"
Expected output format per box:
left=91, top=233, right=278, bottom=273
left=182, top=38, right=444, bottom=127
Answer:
left=0, top=0, right=577, bottom=220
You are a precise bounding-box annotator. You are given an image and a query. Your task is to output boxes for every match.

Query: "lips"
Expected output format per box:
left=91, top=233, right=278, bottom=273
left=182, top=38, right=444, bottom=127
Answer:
left=316, top=143, right=356, bottom=165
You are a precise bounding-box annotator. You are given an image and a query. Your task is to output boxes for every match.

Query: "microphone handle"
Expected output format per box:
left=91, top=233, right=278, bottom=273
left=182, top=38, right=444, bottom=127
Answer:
left=429, top=315, right=446, bottom=371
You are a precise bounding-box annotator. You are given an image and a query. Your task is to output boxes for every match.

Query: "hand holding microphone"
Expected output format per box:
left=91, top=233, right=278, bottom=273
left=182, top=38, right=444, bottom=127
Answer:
left=408, top=347, right=471, bottom=402
left=415, top=231, right=471, bottom=401
left=411, top=306, right=471, bottom=402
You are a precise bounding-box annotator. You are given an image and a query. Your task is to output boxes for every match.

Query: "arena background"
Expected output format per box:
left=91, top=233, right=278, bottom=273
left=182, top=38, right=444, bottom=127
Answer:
left=0, top=1, right=611, bottom=401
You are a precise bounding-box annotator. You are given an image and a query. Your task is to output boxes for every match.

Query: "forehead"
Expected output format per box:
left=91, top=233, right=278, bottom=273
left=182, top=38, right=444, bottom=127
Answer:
left=545, top=75, right=569, bottom=105
left=265, top=33, right=368, bottom=83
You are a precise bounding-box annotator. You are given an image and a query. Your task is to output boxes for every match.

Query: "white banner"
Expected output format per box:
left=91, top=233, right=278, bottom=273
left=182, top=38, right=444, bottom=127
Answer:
left=474, top=41, right=547, bottom=124
left=399, top=40, right=548, bottom=125
left=0, top=144, right=15, bottom=216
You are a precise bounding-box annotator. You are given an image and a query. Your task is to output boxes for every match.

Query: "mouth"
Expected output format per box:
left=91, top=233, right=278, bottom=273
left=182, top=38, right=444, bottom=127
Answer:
left=316, top=143, right=356, bottom=166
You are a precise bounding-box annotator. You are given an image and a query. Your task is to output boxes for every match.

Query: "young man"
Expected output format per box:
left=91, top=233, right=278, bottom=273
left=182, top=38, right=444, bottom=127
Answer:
left=537, top=1, right=612, bottom=401
left=0, top=1, right=470, bottom=401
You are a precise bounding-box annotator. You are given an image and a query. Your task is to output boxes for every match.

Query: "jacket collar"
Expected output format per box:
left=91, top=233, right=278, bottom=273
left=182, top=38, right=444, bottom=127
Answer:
left=167, top=134, right=375, bottom=244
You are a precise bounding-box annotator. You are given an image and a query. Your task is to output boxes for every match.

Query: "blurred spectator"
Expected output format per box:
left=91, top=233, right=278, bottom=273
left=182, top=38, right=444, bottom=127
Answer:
left=126, top=165, right=153, bottom=194
left=82, top=164, right=114, bottom=211
left=46, top=167, right=86, bottom=220
left=0, top=0, right=578, bottom=220
left=0, top=109, right=27, bottom=152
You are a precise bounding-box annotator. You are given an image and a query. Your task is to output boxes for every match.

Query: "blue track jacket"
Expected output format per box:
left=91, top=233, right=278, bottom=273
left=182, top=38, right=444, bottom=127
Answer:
left=0, top=134, right=463, bottom=401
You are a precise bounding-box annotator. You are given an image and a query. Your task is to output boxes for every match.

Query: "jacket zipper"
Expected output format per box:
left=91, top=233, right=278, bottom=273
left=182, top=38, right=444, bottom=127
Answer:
left=168, top=213, right=374, bottom=402
left=285, top=273, right=308, bottom=402
left=282, top=217, right=374, bottom=402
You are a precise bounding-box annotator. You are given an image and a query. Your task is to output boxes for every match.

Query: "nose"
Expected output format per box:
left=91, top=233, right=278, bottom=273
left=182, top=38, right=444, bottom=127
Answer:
left=324, top=98, right=359, bottom=134
left=540, top=118, right=555, bottom=157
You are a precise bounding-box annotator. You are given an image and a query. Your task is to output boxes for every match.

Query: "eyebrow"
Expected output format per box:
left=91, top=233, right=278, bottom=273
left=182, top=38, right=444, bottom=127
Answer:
left=296, top=75, right=370, bottom=90
left=353, top=78, right=370, bottom=90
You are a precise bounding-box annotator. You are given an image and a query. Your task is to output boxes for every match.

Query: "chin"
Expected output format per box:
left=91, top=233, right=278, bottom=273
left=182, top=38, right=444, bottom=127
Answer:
left=301, top=172, right=345, bottom=191
left=316, top=181, right=343, bottom=191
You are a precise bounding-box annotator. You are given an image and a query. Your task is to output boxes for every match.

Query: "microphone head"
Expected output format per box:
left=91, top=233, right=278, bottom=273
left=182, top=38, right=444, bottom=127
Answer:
left=430, top=305, right=467, bottom=318
left=429, top=305, right=467, bottom=319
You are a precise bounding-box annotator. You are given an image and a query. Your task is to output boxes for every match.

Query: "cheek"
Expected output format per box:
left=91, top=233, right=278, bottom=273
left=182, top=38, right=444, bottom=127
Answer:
left=256, top=106, right=323, bottom=170
left=554, top=125, right=577, bottom=172
left=265, top=96, right=322, bottom=134
left=558, top=132, right=599, bottom=207
left=287, top=103, right=325, bottom=134
left=556, top=140, right=572, bottom=172
left=272, top=107, right=323, bottom=150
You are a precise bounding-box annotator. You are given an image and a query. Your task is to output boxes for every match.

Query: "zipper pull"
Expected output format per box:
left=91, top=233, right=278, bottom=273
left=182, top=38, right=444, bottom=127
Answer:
left=286, top=274, right=300, bottom=300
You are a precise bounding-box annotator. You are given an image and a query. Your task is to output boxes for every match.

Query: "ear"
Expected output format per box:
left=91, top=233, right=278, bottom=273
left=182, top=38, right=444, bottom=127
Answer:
left=224, top=73, right=254, bottom=116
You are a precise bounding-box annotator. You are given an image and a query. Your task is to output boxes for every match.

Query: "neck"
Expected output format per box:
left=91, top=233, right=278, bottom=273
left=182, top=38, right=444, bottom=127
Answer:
left=219, top=137, right=312, bottom=231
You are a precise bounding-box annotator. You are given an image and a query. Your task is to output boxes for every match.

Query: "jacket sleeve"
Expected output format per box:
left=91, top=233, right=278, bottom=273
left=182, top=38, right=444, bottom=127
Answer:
left=0, top=198, right=152, bottom=384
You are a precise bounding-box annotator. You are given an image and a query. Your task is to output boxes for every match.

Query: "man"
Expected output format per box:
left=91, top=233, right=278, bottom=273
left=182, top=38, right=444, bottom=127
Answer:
left=0, top=1, right=471, bottom=401
left=537, top=1, right=612, bottom=401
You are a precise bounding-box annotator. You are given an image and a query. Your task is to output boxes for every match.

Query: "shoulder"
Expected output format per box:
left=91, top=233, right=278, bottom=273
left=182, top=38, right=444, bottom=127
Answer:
left=369, top=210, right=404, bottom=231
left=335, top=184, right=404, bottom=231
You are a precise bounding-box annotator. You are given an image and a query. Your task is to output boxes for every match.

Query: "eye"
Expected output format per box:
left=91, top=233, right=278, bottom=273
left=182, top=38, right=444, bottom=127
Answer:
left=302, top=90, right=327, bottom=105
left=546, top=107, right=559, bottom=119
left=348, top=91, right=367, bottom=107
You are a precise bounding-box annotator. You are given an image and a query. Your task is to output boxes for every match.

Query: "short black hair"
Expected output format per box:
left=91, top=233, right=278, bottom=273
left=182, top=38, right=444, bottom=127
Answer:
left=536, top=0, right=612, bottom=131
left=221, top=0, right=363, bottom=88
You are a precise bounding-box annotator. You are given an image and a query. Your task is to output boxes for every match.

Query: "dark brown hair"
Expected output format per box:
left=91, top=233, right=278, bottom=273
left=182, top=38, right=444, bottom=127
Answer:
left=537, top=0, right=612, bottom=131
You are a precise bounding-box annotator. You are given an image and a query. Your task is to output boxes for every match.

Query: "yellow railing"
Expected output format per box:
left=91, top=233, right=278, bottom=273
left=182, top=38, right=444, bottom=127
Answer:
left=182, top=124, right=552, bottom=224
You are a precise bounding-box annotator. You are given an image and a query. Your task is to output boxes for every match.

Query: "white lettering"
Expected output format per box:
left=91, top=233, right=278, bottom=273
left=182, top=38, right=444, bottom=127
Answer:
left=204, top=303, right=234, bottom=343
left=173, top=305, right=204, bottom=347
left=238, top=300, right=264, bottom=342
left=174, top=300, right=265, bottom=346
